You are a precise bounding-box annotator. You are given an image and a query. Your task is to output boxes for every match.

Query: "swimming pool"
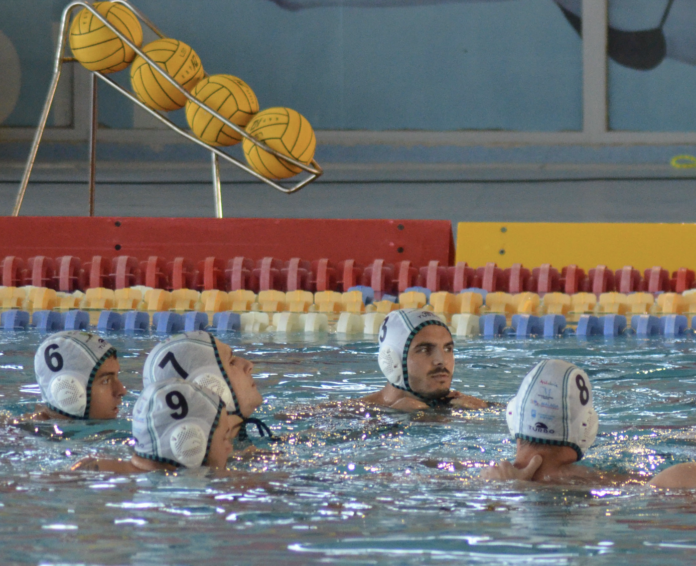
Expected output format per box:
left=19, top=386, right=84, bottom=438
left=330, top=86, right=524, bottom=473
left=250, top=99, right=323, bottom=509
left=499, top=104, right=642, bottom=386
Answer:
left=1, top=331, right=695, bottom=564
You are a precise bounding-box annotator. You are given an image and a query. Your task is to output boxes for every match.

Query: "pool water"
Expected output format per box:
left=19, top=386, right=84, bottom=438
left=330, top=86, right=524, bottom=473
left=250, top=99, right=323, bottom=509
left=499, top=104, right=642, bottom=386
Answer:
left=1, top=332, right=696, bottom=564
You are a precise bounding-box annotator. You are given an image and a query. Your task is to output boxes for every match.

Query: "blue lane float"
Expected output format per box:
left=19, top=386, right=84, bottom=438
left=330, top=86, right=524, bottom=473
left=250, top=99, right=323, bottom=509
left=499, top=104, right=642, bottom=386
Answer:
left=600, top=315, right=626, bottom=337
left=511, top=314, right=543, bottom=338
left=1, top=310, right=29, bottom=330
left=213, top=312, right=241, bottom=332
left=124, top=311, right=150, bottom=332
left=152, top=312, right=184, bottom=333
left=32, top=310, right=63, bottom=331
left=184, top=311, right=208, bottom=331
left=576, top=315, right=602, bottom=337
left=631, top=314, right=661, bottom=337
left=63, top=310, right=90, bottom=331
left=346, top=286, right=373, bottom=305
left=661, top=314, right=688, bottom=337
left=543, top=314, right=566, bottom=338
left=480, top=313, right=506, bottom=338
left=97, top=311, right=124, bottom=331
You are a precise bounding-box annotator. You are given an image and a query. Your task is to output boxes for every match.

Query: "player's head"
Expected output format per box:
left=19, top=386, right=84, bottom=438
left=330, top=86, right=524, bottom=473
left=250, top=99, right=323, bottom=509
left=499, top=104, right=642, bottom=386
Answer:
left=506, top=360, right=598, bottom=461
left=132, top=379, right=237, bottom=469
left=143, top=331, right=262, bottom=417
left=378, top=309, right=454, bottom=401
left=35, top=331, right=125, bottom=419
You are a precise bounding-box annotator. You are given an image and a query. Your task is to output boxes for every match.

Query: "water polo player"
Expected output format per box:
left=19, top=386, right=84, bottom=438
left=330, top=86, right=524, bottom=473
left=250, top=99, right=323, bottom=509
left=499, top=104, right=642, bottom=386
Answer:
left=480, top=359, right=630, bottom=484
left=142, top=331, right=272, bottom=441
left=361, top=309, right=488, bottom=411
left=72, top=379, right=236, bottom=474
left=28, top=331, right=126, bottom=421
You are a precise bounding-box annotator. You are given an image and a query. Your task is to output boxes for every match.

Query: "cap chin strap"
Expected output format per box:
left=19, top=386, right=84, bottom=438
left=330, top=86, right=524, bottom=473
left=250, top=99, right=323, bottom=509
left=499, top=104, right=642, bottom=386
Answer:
left=237, top=417, right=278, bottom=443
left=208, top=334, right=243, bottom=417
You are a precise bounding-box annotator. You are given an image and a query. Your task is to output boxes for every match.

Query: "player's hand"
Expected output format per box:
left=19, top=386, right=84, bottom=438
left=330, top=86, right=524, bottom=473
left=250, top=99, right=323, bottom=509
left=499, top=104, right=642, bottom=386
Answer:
left=480, top=455, right=543, bottom=481
left=447, top=391, right=488, bottom=409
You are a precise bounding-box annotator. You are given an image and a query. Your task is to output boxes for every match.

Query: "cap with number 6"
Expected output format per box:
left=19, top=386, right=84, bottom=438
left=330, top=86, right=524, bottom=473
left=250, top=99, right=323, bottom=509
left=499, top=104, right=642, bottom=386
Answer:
left=143, top=331, right=239, bottom=415
left=505, top=359, right=598, bottom=460
left=34, top=331, right=116, bottom=419
left=132, top=379, right=224, bottom=468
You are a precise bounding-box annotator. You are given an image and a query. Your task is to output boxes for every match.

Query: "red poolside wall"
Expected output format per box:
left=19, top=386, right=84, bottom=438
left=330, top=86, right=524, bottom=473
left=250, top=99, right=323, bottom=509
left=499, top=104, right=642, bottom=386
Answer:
left=0, top=217, right=454, bottom=266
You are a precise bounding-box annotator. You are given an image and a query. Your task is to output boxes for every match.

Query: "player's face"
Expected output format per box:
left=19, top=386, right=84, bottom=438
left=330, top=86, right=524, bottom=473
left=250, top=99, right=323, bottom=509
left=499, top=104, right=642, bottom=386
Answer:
left=406, top=325, right=454, bottom=399
left=215, top=340, right=262, bottom=417
left=88, top=356, right=126, bottom=419
left=206, top=411, right=237, bottom=469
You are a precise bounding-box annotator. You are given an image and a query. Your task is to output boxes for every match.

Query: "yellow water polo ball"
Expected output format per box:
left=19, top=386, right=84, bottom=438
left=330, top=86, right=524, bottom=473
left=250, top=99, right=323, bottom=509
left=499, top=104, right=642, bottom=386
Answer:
left=69, top=2, right=143, bottom=73
left=242, top=107, right=316, bottom=180
left=130, top=38, right=205, bottom=112
left=185, top=75, right=259, bottom=147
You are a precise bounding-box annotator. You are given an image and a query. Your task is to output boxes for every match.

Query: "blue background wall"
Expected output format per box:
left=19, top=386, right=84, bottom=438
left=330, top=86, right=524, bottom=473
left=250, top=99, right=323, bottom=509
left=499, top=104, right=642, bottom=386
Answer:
left=1, top=0, right=582, bottom=131
left=2, top=0, right=696, bottom=133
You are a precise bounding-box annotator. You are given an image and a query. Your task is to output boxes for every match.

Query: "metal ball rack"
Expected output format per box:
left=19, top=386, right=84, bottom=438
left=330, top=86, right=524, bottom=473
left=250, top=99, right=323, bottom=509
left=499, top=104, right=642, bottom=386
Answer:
left=13, top=0, right=324, bottom=218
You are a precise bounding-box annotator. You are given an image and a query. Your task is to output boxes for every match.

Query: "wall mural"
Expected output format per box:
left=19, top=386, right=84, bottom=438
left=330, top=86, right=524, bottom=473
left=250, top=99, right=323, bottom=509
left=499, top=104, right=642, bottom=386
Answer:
left=269, top=0, right=691, bottom=71
left=1, top=0, right=694, bottom=132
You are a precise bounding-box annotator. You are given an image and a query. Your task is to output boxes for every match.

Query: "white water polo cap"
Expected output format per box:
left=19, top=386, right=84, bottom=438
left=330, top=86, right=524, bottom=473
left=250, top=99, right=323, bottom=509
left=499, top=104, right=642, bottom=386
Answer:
left=143, top=331, right=239, bottom=415
left=506, top=359, right=598, bottom=461
left=377, top=309, right=451, bottom=393
left=34, top=331, right=117, bottom=419
left=133, top=379, right=224, bottom=469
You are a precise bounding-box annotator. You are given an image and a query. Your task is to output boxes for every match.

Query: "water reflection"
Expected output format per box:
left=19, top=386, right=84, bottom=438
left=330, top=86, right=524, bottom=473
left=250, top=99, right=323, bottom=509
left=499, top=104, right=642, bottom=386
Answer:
left=2, top=333, right=696, bottom=562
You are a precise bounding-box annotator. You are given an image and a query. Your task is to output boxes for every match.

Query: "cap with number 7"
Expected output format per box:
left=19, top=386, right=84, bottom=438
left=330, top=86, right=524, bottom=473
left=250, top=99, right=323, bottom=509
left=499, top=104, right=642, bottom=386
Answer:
left=143, top=331, right=239, bottom=415
left=505, top=359, right=598, bottom=460
left=132, top=379, right=224, bottom=468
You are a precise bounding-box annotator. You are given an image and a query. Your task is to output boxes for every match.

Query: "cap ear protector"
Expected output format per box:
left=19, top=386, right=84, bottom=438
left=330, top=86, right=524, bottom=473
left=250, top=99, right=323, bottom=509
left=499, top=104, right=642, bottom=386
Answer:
left=48, top=372, right=87, bottom=417
left=190, top=372, right=234, bottom=409
left=169, top=423, right=208, bottom=468
left=377, top=346, right=402, bottom=385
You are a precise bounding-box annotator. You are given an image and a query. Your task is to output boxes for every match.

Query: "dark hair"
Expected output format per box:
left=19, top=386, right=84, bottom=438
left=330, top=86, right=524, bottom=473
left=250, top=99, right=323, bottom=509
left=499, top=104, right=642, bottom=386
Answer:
left=519, top=438, right=556, bottom=450
left=517, top=437, right=580, bottom=461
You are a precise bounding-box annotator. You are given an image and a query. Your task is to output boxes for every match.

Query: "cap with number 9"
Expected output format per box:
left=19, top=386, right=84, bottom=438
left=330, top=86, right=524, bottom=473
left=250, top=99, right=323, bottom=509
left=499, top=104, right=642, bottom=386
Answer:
left=34, top=331, right=116, bottom=419
left=132, top=379, right=224, bottom=468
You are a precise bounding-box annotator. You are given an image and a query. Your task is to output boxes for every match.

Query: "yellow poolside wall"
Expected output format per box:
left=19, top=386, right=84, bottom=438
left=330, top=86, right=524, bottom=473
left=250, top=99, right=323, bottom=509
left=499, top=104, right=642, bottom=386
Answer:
left=456, top=223, right=696, bottom=273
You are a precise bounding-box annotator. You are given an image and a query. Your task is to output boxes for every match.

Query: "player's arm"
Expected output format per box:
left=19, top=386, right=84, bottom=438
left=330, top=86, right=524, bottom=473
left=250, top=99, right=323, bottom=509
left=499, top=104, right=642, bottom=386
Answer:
left=480, top=455, right=542, bottom=481
left=390, top=396, right=430, bottom=412
left=447, top=390, right=489, bottom=409
left=71, top=457, right=139, bottom=473
left=649, top=463, right=696, bottom=489
left=71, top=457, right=102, bottom=471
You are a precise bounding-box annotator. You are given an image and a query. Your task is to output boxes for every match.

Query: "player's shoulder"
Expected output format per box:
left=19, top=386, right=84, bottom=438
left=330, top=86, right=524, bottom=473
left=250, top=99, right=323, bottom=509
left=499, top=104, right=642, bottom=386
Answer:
left=71, top=457, right=138, bottom=473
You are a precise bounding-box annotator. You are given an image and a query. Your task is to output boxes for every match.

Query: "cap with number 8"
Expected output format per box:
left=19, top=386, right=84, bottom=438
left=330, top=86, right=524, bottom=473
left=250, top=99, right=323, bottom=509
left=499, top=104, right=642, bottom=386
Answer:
left=34, top=331, right=116, bottom=419
left=505, top=359, right=598, bottom=460
left=132, top=379, right=224, bottom=468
